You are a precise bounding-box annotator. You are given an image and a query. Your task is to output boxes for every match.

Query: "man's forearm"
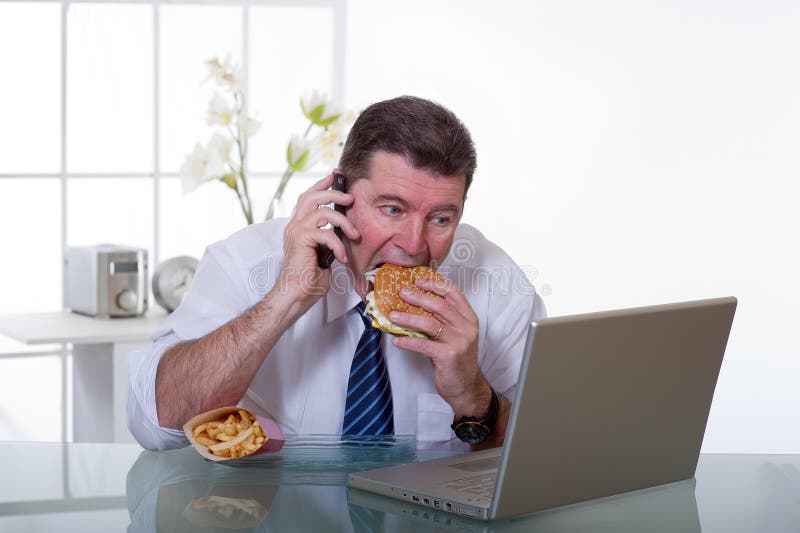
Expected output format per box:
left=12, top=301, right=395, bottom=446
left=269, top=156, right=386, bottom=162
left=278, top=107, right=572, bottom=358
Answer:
left=471, top=396, right=511, bottom=451
left=155, top=288, right=305, bottom=429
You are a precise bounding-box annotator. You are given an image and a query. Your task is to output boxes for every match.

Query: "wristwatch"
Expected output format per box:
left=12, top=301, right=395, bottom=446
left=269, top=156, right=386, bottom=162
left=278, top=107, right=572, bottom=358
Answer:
left=451, top=388, right=500, bottom=444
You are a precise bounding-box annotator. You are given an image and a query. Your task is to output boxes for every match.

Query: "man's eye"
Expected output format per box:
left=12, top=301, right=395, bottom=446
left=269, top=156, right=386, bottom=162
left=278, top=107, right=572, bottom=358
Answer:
left=381, top=205, right=401, bottom=216
left=432, top=215, right=451, bottom=226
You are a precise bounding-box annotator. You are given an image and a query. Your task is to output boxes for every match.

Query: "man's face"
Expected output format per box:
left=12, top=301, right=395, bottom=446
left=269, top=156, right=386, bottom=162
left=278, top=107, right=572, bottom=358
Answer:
left=343, top=151, right=466, bottom=297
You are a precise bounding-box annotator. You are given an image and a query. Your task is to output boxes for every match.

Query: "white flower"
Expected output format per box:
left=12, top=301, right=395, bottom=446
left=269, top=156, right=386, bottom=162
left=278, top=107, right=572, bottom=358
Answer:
left=300, top=90, right=326, bottom=114
left=312, top=111, right=357, bottom=166
left=208, top=132, right=233, bottom=159
left=237, top=113, right=262, bottom=137
left=180, top=144, right=210, bottom=193
left=180, top=133, right=232, bottom=193
left=300, top=90, right=342, bottom=127
left=204, top=55, right=242, bottom=89
left=286, top=135, right=317, bottom=172
left=206, top=93, right=234, bottom=126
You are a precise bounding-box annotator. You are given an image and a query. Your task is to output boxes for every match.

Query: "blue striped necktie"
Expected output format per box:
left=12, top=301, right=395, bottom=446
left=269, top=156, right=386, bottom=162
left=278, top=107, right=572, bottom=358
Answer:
left=343, top=301, right=394, bottom=435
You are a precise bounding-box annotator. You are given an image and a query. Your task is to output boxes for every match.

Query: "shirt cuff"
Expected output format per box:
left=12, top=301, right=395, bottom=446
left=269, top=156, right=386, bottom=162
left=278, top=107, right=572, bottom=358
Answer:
left=126, top=340, right=189, bottom=451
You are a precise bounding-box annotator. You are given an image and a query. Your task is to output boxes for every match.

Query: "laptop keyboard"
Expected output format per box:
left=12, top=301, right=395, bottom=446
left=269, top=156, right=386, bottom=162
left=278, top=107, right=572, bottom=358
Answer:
left=442, top=473, right=497, bottom=498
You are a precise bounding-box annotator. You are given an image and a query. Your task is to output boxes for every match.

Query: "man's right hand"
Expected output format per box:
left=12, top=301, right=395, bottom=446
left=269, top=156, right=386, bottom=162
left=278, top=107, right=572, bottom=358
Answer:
left=277, top=171, right=360, bottom=315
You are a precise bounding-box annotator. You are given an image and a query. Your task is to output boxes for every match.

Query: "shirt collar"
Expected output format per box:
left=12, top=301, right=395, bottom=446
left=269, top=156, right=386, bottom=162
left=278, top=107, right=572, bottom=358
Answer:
left=325, top=260, right=363, bottom=324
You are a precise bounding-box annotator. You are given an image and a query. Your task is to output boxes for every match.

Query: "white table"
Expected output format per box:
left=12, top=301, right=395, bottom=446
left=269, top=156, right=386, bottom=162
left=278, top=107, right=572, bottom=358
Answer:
left=0, top=311, right=166, bottom=442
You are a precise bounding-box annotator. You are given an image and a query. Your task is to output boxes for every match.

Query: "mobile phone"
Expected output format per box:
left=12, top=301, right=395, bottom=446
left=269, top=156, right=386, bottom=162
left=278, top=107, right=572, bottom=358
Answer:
left=317, top=172, right=347, bottom=268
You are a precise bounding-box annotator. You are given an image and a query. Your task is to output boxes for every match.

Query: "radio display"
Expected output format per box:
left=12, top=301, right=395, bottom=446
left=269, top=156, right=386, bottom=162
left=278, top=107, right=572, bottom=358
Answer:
left=110, top=262, right=138, bottom=274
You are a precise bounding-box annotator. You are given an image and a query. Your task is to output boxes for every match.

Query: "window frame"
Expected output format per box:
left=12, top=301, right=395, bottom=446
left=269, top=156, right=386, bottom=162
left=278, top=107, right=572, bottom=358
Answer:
left=0, top=0, right=347, bottom=305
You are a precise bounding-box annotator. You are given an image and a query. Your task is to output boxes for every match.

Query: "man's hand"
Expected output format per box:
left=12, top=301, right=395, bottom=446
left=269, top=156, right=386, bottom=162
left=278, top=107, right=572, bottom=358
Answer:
left=278, top=172, right=360, bottom=316
left=388, top=277, right=491, bottom=419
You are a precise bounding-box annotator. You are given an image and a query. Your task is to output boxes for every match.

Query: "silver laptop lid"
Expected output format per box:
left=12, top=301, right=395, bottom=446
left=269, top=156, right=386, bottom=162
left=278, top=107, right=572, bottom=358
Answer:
left=491, top=296, right=736, bottom=519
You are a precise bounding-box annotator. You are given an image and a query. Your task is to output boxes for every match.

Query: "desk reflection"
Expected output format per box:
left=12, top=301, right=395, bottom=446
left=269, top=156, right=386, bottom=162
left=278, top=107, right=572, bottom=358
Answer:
left=126, top=447, right=701, bottom=533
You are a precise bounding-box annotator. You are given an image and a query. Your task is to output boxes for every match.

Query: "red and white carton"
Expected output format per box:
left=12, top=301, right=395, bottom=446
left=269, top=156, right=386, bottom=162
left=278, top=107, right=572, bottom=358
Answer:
left=183, top=406, right=285, bottom=461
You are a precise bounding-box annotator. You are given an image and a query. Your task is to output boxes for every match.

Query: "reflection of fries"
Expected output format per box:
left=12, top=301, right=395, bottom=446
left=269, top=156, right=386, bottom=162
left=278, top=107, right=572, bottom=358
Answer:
left=192, top=409, right=267, bottom=458
left=183, top=496, right=267, bottom=527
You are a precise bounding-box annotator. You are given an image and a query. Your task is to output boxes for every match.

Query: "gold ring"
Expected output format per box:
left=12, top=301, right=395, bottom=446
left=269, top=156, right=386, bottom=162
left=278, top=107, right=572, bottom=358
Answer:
left=432, top=324, right=445, bottom=340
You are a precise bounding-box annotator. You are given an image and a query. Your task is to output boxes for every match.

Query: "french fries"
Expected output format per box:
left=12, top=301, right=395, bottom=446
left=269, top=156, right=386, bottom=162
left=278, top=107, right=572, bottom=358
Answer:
left=192, top=409, right=267, bottom=458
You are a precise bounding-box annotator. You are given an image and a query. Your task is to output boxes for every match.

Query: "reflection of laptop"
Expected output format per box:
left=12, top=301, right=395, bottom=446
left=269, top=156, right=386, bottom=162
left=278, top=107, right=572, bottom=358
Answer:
left=348, top=297, right=737, bottom=521
left=347, top=477, right=701, bottom=532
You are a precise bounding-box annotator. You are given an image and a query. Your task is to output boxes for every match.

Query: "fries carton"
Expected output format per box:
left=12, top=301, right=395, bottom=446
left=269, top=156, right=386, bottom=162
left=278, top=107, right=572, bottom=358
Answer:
left=183, top=406, right=285, bottom=461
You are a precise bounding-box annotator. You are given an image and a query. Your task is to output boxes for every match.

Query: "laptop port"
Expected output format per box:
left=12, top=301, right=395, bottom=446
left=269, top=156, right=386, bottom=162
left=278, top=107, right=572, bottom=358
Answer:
left=433, top=500, right=441, bottom=508
left=412, top=495, right=420, bottom=502
left=423, top=498, right=430, bottom=505
left=445, top=502, right=453, bottom=511
left=458, top=505, right=477, bottom=517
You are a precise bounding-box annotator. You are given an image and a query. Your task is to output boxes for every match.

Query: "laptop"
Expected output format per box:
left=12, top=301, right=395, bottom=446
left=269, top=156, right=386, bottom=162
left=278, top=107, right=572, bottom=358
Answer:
left=348, top=296, right=737, bottom=520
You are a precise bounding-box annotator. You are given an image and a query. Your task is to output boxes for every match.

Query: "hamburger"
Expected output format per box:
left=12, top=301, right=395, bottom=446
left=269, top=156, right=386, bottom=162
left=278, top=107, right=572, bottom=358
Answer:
left=364, top=263, right=446, bottom=338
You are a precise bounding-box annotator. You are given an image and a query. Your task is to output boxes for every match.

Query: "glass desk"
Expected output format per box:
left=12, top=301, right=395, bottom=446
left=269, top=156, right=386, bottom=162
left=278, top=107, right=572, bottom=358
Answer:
left=0, top=442, right=798, bottom=532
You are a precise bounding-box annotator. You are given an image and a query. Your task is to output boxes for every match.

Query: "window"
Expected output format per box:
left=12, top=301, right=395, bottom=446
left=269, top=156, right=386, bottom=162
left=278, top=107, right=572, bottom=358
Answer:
left=0, top=0, right=346, bottom=441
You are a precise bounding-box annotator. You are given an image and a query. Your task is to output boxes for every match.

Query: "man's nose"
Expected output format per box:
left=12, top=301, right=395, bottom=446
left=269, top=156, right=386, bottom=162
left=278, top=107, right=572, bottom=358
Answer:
left=395, top=217, right=427, bottom=258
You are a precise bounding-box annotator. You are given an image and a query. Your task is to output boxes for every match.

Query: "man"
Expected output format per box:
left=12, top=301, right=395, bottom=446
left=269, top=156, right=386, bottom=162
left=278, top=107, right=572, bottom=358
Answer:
left=127, top=96, right=546, bottom=451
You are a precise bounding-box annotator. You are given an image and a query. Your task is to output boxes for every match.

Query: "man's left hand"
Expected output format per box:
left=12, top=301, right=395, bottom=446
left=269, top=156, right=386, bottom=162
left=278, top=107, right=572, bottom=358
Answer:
left=389, top=277, right=492, bottom=418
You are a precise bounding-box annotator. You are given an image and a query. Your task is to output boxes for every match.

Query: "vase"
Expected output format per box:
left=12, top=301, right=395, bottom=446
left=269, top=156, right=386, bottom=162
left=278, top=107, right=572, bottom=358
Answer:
left=266, top=195, right=295, bottom=220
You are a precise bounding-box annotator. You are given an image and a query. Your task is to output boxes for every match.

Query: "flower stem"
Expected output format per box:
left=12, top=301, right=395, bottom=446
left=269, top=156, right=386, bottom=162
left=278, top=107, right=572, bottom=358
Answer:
left=232, top=91, right=254, bottom=224
left=239, top=165, right=253, bottom=224
left=233, top=180, right=252, bottom=225
left=265, top=167, right=294, bottom=220
left=264, top=120, right=315, bottom=221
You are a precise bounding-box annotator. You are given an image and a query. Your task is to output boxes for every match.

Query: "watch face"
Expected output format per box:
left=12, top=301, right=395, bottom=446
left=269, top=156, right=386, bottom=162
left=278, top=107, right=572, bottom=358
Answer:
left=153, top=256, right=199, bottom=312
left=454, top=422, right=490, bottom=444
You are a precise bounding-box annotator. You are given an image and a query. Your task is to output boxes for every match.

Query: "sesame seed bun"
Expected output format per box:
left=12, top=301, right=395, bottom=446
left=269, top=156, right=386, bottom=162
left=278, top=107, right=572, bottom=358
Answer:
left=363, top=264, right=446, bottom=338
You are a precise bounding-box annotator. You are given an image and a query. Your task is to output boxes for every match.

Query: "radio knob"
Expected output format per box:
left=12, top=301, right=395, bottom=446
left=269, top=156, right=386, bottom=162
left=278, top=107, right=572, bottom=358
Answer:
left=116, top=289, right=138, bottom=311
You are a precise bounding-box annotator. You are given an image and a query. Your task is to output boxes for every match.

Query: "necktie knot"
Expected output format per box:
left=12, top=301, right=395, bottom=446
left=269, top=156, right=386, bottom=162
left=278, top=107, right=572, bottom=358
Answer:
left=354, top=301, right=372, bottom=328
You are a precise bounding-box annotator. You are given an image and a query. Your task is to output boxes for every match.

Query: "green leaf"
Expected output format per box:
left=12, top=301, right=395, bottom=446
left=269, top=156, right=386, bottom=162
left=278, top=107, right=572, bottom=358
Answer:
left=310, top=103, right=326, bottom=124
left=290, top=150, right=311, bottom=172
left=302, top=101, right=339, bottom=127
left=317, top=112, right=342, bottom=127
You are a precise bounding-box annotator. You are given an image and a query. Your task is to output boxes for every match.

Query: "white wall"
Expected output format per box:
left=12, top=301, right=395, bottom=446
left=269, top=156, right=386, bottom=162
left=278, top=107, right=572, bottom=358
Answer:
left=346, top=0, right=800, bottom=453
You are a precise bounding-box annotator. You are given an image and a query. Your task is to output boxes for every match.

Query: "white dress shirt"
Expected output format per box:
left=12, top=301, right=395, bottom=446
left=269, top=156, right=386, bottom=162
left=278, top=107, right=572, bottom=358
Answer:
left=127, top=219, right=546, bottom=451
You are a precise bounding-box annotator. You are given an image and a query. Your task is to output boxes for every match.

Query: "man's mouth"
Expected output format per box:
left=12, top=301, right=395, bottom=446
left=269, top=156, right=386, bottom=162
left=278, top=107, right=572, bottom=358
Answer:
left=369, top=260, right=425, bottom=270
